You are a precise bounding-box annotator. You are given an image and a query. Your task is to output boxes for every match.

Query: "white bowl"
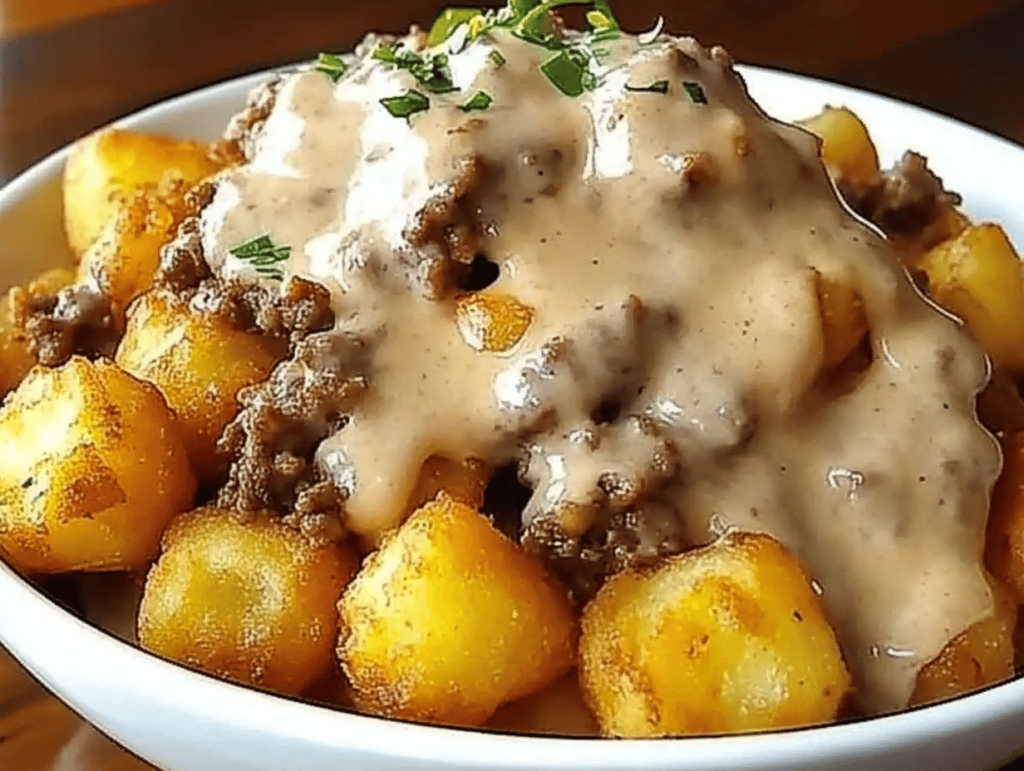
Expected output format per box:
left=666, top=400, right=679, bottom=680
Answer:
left=1, top=66, right=1023, bottom=771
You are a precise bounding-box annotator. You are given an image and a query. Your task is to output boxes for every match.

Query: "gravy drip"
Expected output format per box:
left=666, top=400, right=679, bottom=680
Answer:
left=200, top=29, right=999, bottom=713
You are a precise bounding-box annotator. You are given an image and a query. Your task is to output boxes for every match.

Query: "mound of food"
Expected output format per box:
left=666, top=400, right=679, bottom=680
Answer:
left=2, top=0, right=1024, bottom=739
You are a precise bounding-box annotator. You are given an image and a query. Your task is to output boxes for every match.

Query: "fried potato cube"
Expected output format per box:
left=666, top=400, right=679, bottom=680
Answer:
left=405, top=455, right=489, bottom=515
left=986, top=430, right=1024, bottom=602
left=579, top=532, right=850, bottom=737
left=0, top=357, right=196, bottom=573
left=63, top=128, right=224, bottom=258
left=76, top=179, right=191, bottom=309
left=814, top=268, right=867, bottom=368
left=798, top=106, right=881, bottom=191
left=911, top=580, right=1016, bottom=705
left=919, top=224, right=1024, bottom=371
left=116, top=290, right=282, bottom=484
left=338, top=493, right=576, bottom=726
left=455, top=291, right=533, bottom=353
left=138, top=508, right=358, bottom=695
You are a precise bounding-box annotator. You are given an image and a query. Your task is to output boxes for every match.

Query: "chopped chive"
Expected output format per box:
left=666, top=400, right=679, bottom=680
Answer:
left=426, top=8, right=484, bottom=47
left=229, top=235, right=291, bottom=281
left=625, top=79, right=669, bottom=94
left=489, top=48, right=507, bottom=68
left=459, top=90, right=494, bottom=112
left=540, top=49, right=587, bottom=96
left=313, top=52, right=347, bottom=83
left=683, top=80, right=708, bottom=104
left=373, top=44, right=458, bottom=94
left=380, top=89, right=431, bottom=120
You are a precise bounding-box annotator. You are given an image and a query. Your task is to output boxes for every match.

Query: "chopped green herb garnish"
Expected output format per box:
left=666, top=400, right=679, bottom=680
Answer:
left=540, top=47, right=596, bottom=97
left=489, top=48, right=507, bottom=67
left=426, top=8, right=484, bottom=47
left=459, top=90, right=494, bottom=112
left=625, top=79, right=669, bottom=94
left=373, top=44, right=459, bottom=94
left=229, top=235, right=291, bottom=280
left=683, top=80, right=708, bottom=104
left=314, top=52, right=348, bottom=83
left=380, top=89, right=431, bottom=120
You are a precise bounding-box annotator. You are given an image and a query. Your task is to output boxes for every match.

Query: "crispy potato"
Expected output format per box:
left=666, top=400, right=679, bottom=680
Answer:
left=798, top=106, right=881, bottom=192
left=116, top=290, right=283, bottom=484
left=63, top=128, right=224, bottom=258
left=910, top=580, right=1017, bottom=706
left=138, top=507, right=358, bottom=695
left=814, top=268, right=867, bottom=368
left=405, top=455, right=489, bottom=515
left=986, top=431, right=1024, bottom=602
left=919, top=224, right=1024, bottom=371
left=455, top=291, right=534, bottom=353
left=579, top=532, right=850, bottom=737
left=76, top=179, right=191, bottom=310
left=0, top=357, right=196, bottom=573
left=338, top=493, right=576, bottom=726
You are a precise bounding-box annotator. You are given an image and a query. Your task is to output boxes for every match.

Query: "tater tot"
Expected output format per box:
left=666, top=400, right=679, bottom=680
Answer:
left=911, top=579, right=1017, bottom=706
left=116, top=290, right=283, bottom=484
left=138, top=508, right=358, bottom=696
left=579, top=532, right=850, bottom=737
left=0, top=357, right=196, bottom=573
left=338, top=493, right=576, bottom=727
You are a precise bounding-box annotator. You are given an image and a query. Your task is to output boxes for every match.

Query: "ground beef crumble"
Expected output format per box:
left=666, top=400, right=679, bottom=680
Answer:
left=843, top=151, right=962, bottom=249
left=9, top=280, right=120, bottom=367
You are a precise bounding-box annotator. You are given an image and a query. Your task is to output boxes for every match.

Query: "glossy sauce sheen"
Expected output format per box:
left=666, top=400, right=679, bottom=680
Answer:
left=200, top=29, right=998, bottom=713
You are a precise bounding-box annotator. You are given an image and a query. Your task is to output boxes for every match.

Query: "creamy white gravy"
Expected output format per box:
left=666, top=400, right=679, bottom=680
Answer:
left=200, top=28, right=999, bottom=714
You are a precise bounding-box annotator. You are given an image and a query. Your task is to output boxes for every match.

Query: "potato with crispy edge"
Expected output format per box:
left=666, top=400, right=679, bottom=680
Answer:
left=338, top=493, right=576, bottom=727
left=579, top=532, right=850, bottom=737
left=455, top=291, right=534, bottom=353
left=63, top=128, right=225, bottom=258
left=798, top=106, right=881, bottom=194
left=814, top=268, right=867, bottom=369
left=404, top=455, right=489, bottom=515
left=76, top=178, right=192, bottom=310
left=986, top=430, right=1024, bottom=603
left=116, top=290, right=283, bottom=484
left=0, top=357, right=196, bottom=573
left=919, top=224, right=1024, bottom=371
left=138, top=507, right=358, bottom=696
left=910, top=579, right=1017, bottom=706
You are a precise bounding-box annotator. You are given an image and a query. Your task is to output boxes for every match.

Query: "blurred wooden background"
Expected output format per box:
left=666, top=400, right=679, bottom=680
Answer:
left=2, top=0, right=1024, bottom=768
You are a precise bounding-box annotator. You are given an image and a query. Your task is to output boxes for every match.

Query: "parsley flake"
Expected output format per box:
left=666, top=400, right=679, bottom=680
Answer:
left=229, top=235, right=291, bottom=280
left=380, top=89, right=431, bottom=121
left=683, top=80, right=708, bottom=104
left=625, top=79, right=669, bottom=94
left=314, top=52, right=348, bottom=83
left=373, top=44, right=459, bottom=94
left=459, top=90, right=494, bottom=112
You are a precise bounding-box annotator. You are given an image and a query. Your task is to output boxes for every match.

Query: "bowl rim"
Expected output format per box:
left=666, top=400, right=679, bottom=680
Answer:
left=1, top=62, right=1023, bottom=768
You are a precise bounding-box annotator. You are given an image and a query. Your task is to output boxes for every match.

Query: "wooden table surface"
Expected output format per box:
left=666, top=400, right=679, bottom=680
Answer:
left=2, top=0, right=1024, bottom=768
